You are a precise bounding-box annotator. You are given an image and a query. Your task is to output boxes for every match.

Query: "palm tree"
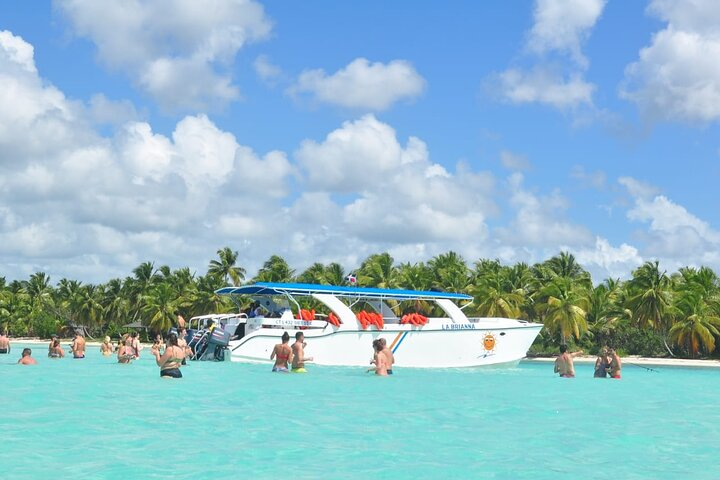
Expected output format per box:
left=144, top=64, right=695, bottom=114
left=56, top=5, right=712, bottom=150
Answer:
left=208, top=247, right=246, bottom=287
left=253, top=255, right=295, bottom=283
left=535, top=277, right=589, bottom=343
left=324, top=263, right=347, bottom=286
left=429, top=251, right=470, bottom=292
left=357, top=253, right=398, bottom=289
left=297, top=263, right=328, bottom=284
left=396, top=262, right=433, bottom=291
left=142, top=283, right=179, bottom=333
left=668, top=289, right=720, bottom=357
left=470, top=268, right=524, bottom=318
left=626, top=261, right=673, bottom=331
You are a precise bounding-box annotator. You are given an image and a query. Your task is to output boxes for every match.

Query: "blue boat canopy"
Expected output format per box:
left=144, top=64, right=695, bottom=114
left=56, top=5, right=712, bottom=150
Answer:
left=216, top=282, right=472, bottom=301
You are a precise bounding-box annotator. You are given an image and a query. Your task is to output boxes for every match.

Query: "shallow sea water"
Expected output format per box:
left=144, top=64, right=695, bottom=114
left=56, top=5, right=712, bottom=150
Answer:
left=1, top=343, right=718, bottom=479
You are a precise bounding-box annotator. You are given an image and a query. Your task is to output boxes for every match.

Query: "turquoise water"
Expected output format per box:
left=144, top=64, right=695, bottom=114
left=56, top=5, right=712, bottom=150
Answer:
left=1, top=343, right=718, bottom=479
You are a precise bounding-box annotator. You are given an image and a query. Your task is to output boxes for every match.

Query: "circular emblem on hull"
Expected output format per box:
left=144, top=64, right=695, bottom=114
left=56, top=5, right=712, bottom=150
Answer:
left=483, top=333, right=496, bottom=352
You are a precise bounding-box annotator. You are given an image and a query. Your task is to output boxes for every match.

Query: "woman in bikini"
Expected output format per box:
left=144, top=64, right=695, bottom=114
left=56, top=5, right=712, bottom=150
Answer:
left=151, top=332, right=185, bottom=378
left=270, top=331, right=293, bottom=372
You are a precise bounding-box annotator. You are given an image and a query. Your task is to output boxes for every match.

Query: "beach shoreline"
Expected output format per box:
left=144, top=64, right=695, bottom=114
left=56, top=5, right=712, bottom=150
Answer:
left=523, top=355, right=720, bottom=369
left=10, top=337, right=720, bottom=368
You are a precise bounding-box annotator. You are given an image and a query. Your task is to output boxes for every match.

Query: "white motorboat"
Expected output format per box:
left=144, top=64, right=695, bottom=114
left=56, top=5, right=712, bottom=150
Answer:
left=218, top=282, right=543, bottom=368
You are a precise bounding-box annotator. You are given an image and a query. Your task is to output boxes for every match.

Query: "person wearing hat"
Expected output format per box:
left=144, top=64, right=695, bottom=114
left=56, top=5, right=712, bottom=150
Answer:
left=100, top=336, right=114, bottom=356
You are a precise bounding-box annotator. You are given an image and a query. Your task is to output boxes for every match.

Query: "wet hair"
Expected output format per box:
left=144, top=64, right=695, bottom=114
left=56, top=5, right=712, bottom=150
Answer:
left=374, top=341, right=384, bottom=352
left=379, top=338, right=387, bottom=347
left=282, top=332, right=290, bottom=343
left=22, top=348, right=31, bottom=357
left=295, top=331, right=304, bottom=340
left=559, top=345, right=568, bottom=353
left=167, top=332, right=179, bottom=347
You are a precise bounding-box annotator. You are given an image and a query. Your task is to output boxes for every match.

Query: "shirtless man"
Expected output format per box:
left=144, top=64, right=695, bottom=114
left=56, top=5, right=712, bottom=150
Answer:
left=291, top=332, right=313, bottom=373
left=368, top=340, right=389, bottom=376
left=608, top=348, right=622, bottom=379
left=0, top=330, right=10, bottom=354
left=176, top=311, right=186, bottom=329
left=71, top=332, right=86, bottom=359
left=379, top=338, right=395, bottom=374
left=18, top=348, right=37, bottom=365
left=554, top=345, right=583, bottom=378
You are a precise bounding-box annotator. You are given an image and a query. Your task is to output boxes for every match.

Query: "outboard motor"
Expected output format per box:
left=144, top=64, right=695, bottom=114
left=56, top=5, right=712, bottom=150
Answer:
left=188, top=326, right=230, bottom=361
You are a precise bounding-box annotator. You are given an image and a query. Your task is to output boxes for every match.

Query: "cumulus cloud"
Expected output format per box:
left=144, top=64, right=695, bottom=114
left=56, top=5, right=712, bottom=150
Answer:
left=490, top=0, right=605, bottom=111
left=621, top=0, right=720, bottom=123
left=55, top=0, right=272, bottom=111
left=571, top=165, right=606, bottom=189
left=288, top=58, right=426, bottom=110
left=570, top=237, right=643, bottom=280
left=621, top=176, right=720, bottom=271
left=254, top=54, right=283, bottom=84
left=496, top=173, right=593, bottom=247
left=527, top=0, right=607, bottom=68
left=493, top=67, right=595, bottom=109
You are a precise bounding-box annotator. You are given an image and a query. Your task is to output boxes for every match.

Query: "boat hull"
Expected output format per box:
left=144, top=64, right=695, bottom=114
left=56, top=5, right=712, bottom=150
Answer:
left=228, top=323, right=542, bottom=368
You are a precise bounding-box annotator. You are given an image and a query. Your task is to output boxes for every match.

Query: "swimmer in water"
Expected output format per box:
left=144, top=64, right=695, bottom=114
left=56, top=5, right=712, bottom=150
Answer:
left=18, top=348, right=38, bottom=365
left=291, top=332, right=313, bottom=373
left=270, top=331, right=293, bottom=372
left=48, top=339, right=64, bottom=358
left=71, top=332, right=86, bottom=359
left=368, top=340, right=388, bottom=376
left=554, top=345, right=583, bottom=378
left=0, top=330, right=10, bottom=354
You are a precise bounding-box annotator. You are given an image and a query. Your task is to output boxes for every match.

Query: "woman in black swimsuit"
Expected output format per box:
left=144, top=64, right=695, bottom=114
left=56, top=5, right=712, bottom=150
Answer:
left=151, top=333, right=185, bottom=378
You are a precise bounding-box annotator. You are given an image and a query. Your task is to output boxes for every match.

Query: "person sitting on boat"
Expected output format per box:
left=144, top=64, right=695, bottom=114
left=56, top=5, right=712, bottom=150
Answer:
left=608, top=348, right=622, bottom=379
left=291, top=332, right=313, bottom=373
left=270, top=331, right=293, bottom=372
left=248, top=302, right=262, bottom=318
left=554, top=345, right=583, bottom=378
left=593, top=348, right=610, bottom=378
left=0, top=330, right=10, bottom=354
left=368, top=340, right=389, bottom=376
left=151, top=332, right=186, bottom=379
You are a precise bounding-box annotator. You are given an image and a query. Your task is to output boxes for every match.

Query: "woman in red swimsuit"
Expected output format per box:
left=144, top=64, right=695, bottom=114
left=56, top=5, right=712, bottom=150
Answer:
left=270, top=332, right=293, bottom=372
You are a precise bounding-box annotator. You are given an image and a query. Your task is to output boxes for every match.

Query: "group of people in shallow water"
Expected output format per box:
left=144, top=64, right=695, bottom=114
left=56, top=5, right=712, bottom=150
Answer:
left=554, top=345, right=622, bottom=379
left=269, top=331, right=395, bottom=375
left=1, top=326, right=193, bottom=379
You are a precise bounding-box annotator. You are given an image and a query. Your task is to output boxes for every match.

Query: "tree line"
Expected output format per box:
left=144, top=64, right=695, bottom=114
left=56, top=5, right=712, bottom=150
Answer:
left=1, top=247, right=719, bottom=358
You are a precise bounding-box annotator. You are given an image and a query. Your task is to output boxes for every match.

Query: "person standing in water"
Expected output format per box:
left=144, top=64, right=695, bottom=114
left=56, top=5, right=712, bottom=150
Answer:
left=368, top=340, right=389, bottom=376
left=554, top=345, right=583, bottom=378
left=151, top=332, right=185, bottom=378
left=608, top=348, right=622, bottom=379
left=71, top=332, right=86, bottom=359
left=291, top=332, right=313, bottom=373
left=270, top=332, right=293, bottom=372
left=379, top=338, right=395, bottom=374
left=100, top=336, right=114, bottom=356
left=18, top=348, right=37, bottom=365
left=593, top=348, right=610, bottom=378
left=0, top=330, right=10, bottom=354
left=48, top=339, right=64, bottom=358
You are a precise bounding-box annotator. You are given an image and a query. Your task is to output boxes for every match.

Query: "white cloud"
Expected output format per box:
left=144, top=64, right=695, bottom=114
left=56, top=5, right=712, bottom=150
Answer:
left=527, top=0, right=607, bottom=68
left=571, top=237, right=643, bottom=280
left=254, top=54, right=282, bottom=84
left=500, top=150, right=531, bottom=171
left=621, top=0, right=720, bottom=123
left=56, top=0, right=272, bottom=111
left=621, top=176, right=720, bottom=270
left=496, top=173, right=594, bottom=247
left=0, top=30, right=37, bottom=73
left=87, top=94, right=141, bottom=127
left=494, top=67, right=595, bottom=109
left=490, top=0, right=605, bottom=111
left=289, top=58, right=426, bottom=110
left=571, top=165, right=606, bottom=189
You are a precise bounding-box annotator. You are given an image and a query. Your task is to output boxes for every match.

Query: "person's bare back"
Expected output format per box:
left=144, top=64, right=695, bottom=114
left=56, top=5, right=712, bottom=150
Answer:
left=554, top=346, right=582, bottom=377
left=72, top=334, right=86, bottom=358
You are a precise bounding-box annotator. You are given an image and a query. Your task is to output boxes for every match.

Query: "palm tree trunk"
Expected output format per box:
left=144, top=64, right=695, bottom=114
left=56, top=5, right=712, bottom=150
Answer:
left=663, top=336, right=675, bottom=357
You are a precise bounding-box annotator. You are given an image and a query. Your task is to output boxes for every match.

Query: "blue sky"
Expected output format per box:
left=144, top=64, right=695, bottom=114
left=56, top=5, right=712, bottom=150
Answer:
left=1, top=0, right=719, bottom=284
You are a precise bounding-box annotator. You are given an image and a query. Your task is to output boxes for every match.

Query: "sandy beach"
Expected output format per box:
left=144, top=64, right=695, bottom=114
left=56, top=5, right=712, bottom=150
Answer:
left=523, top=355, right=720, bottom=369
